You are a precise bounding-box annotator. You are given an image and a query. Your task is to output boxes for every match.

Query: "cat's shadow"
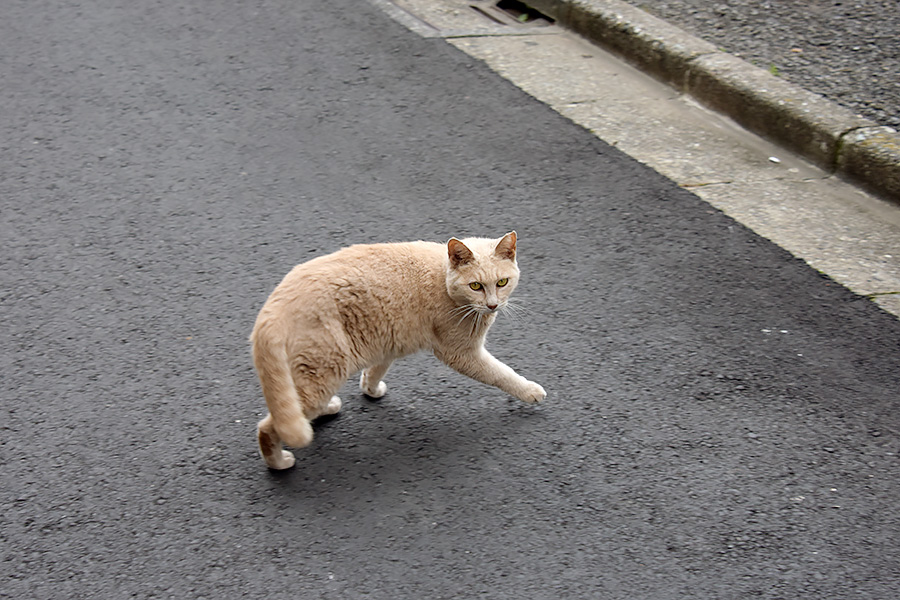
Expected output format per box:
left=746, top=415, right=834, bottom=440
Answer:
left=263, top=392, right=545, bottom=497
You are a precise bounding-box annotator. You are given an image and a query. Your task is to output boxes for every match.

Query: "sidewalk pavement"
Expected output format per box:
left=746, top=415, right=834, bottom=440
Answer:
left=528, top=0, right=900, bottom=204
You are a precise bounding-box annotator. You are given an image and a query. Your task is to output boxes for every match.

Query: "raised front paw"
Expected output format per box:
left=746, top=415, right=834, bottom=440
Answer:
left=518, top=380, right=546, bottom=404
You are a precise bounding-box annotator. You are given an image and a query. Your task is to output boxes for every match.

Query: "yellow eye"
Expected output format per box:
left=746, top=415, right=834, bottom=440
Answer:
left=496, top=278, right=509, bottom=287
left=469, top=282, right=483, bottom=291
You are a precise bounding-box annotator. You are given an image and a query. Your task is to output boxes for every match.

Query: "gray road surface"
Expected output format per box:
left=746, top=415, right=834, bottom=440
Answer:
left=2, top=0, right=899, bottom=598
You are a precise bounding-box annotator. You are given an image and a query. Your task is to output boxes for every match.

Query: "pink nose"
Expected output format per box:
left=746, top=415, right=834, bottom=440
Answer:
left=487, top=303, right=498, bottom=311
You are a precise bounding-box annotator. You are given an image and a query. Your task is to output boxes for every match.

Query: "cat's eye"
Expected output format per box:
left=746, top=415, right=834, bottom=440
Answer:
left=496, top=278, right=509, bottom=287
left=469, top=282, right=483, bottom=291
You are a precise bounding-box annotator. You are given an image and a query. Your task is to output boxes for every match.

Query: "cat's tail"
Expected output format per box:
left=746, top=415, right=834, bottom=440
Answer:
left=251, top=326, right=314, bottom=449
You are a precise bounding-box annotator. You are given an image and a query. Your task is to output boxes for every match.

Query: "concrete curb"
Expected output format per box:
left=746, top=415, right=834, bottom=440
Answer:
left=526, top=0, right=900, bottom=204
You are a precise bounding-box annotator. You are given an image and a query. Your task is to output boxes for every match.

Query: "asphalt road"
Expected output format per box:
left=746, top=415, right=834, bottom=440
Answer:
left=2, top=1, right=899, bottom=599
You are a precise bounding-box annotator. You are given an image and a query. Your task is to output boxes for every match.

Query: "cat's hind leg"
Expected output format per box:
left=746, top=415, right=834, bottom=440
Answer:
left=360, top=359, right=393, bottom=398
left=309, top=395, right=343, bottom=418
left=258, top=414, right=297, bottom=470
left=257, top=390, right=341, bottom=470
left=294, top=366, right=345, bottom=420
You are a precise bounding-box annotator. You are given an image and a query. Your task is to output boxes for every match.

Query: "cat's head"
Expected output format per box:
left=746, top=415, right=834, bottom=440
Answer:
left=445, top=231, right=520, bottom=314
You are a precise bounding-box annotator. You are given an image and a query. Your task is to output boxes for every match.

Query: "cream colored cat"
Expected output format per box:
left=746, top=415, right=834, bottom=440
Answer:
left=250, top=231, right=545, bottom=469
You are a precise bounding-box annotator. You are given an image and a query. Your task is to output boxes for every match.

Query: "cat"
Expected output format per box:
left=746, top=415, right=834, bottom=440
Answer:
left=250, top=231, right=546, bottom=469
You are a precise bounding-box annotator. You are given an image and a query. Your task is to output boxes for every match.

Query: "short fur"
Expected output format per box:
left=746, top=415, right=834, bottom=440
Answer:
left=250, top=231, right=545, bottom=469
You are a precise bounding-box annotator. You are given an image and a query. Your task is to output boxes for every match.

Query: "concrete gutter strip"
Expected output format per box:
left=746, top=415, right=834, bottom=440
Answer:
left=528, top=0, right=900, bottom=204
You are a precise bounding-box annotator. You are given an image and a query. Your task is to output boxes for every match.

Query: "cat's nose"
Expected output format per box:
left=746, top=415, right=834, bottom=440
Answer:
left=486, top=303, right=498, bottom=311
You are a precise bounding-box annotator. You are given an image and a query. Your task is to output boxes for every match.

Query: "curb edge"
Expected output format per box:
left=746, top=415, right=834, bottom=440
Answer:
left=528, top=0, right=900, bottom=204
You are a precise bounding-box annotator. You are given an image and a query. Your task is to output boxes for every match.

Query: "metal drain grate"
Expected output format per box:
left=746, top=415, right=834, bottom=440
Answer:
left=369, top=0, right=557, bottom=38
left=470, top=0, right=555, bottom=28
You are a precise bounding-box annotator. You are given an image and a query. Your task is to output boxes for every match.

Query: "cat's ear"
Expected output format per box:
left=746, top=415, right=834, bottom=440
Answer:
left=448, top=238, right=475, bottom=268
left=494, top=231, right=517, bottom=261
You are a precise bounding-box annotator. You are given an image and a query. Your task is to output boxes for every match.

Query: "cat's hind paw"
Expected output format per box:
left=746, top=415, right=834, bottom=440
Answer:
left=265, top=449, right=296, bottom=470
left=321, top=395, right=342, bottom=415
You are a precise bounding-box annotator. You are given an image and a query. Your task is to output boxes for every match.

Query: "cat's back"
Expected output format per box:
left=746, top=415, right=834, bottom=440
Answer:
left=265, top=240, right=447, bottom=311
left=261, top=241, right=448, bottom=352
left=291, top=240, right=444, bottom=281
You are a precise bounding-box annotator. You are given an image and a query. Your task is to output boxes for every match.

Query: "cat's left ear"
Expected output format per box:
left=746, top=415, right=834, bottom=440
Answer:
left=494, top=231, right=517, bottom=261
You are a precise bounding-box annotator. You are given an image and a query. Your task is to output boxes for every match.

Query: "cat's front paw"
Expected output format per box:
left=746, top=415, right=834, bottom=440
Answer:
left=359, top=373, right=387, bottom=399
left=518, top=381, right=546, bottom=404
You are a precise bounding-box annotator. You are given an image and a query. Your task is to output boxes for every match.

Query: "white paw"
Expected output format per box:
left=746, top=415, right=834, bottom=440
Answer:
left=519, top=381, right=546, bottom=404
left=360, top=374, right=388, bottom=398
left=266, top=449, right=296, bottom=470
left=322, top=395, right=342, bottom=415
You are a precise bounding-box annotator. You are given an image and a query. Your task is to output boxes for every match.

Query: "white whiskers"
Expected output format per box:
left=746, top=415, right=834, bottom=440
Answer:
left=449, top=298, right=531, bottom=330
left=450, top=303, right=483, bottom=328
left=499, top=299, right=531, bottom=324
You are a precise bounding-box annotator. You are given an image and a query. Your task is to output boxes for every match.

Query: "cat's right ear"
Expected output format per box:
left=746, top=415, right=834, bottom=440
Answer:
left=448, top=238, right=475, bottom=268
